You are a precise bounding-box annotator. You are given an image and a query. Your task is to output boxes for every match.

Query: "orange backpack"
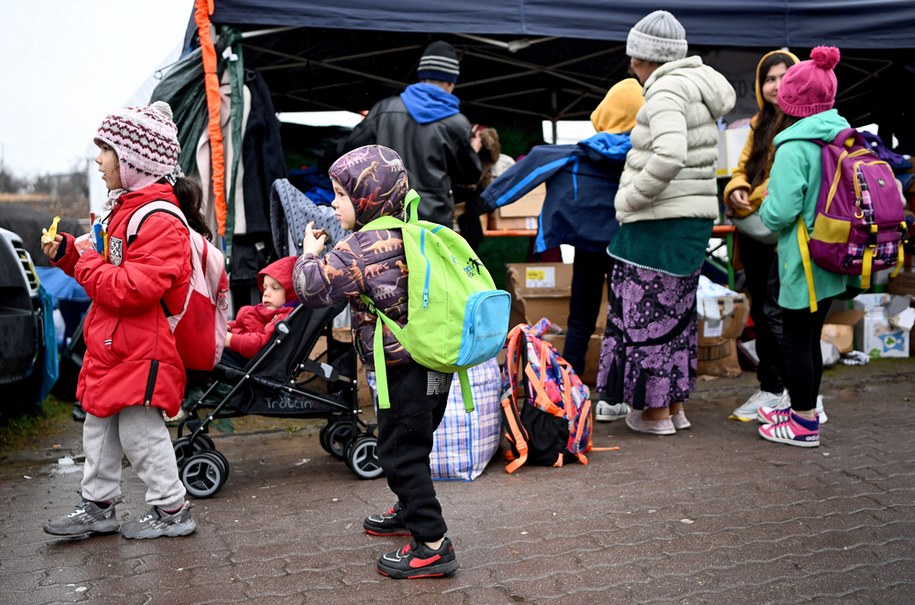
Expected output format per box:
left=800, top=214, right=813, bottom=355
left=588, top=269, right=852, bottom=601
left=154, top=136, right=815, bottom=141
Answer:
left=500, top=319, right=592, bottom=473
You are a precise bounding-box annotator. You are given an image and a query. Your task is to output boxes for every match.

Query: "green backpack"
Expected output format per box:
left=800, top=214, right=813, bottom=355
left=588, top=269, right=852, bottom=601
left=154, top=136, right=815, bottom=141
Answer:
left=360, top=190, right=511, bottom=412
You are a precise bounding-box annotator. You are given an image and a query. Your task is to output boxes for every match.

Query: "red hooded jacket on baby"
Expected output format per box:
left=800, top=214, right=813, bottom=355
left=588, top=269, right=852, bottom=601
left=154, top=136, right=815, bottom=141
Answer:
left=226, top=256, right=298, bottom=358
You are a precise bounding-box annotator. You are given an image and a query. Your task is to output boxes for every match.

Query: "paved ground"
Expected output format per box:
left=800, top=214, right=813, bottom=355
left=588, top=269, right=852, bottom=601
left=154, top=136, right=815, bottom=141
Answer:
left=1, top=359, right=914, bottom=605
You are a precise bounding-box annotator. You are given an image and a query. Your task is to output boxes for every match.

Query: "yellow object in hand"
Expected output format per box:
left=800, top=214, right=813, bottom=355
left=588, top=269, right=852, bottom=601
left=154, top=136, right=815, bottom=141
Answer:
left=41, top=215, right=61, bottom=244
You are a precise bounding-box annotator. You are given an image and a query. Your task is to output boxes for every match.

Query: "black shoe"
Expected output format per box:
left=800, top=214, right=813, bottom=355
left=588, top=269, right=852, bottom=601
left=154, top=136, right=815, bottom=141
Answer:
left=363, top=503, right=410, bottom=537
left=377, top=537, right=458, bottom=579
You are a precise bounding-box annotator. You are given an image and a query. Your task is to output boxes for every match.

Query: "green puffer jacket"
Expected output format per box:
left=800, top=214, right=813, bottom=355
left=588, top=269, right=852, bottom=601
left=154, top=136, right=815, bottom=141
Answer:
left=759, top=109, right=858, bottom=310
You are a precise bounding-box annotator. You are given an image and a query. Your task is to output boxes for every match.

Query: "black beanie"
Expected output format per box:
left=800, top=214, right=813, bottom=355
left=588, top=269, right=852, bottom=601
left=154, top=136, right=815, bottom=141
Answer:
left=417, top=41, right=460, bottom=83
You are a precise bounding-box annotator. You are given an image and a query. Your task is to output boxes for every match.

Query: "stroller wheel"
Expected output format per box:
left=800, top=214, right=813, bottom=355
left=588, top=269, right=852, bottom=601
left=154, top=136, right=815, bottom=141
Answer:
left=180, top=451, right=228, bottom=498
left=173, top=434, right=215, bottom=469
left=322, top=421, right=355, bottom=459
left=346, top=435, right=383, bottom=480
left=198, top=449, right=230, bottom=486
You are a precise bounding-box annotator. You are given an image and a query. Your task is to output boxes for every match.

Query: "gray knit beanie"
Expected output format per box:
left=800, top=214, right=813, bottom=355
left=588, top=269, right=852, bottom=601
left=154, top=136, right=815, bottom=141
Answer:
left=626, top=10, right=688, bottom=63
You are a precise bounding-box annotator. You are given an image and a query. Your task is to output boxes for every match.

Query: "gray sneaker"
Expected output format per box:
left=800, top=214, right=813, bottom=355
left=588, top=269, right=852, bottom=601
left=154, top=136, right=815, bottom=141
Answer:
left=594, top=400, right=631, bottom=422
left=44, top=499, right=120, bottom=537
left=120, top=501, right=197, bottom=539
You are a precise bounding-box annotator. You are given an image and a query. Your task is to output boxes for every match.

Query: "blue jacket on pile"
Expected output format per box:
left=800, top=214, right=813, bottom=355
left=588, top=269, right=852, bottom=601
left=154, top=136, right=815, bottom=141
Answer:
left=481, top=132, right=631, bottom=253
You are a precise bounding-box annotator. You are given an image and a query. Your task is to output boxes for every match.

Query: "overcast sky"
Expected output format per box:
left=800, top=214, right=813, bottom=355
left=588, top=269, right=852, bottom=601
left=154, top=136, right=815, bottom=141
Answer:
left=0, top=1, right=599, bottom=182
left=1, top=0, right=192, bottom=178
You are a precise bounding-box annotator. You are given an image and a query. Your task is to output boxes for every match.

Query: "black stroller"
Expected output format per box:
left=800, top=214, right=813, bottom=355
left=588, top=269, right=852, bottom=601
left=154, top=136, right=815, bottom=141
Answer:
left=173, top=302, right=382, bottom=498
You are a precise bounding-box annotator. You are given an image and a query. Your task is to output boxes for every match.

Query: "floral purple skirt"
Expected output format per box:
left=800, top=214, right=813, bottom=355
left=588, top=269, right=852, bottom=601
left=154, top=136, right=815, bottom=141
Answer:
left=596, top=261, right=699, bottom=410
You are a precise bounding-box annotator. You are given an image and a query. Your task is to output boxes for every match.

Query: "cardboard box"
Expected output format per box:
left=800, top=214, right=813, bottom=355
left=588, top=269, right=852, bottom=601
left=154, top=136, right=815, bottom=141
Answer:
left=888, top=267, right=915, bottom=296
left=490, top=213, right=539, bottom=231
left=504, top=262, right=608, bottom=333
left=698, top=337, right=741, bottom=377
left=852, top=293, right=893, bottom=314
left=505, top=262, right=573, bottom=329
left=490, top=184, right=545, bottom=231
left=716, top=128, right=750, bottom=178
left=543, top=333, right=602, bottom=387
left=852, top=294, right=913, bottom=358
left=857, top=315, right=910, bottom=358
left=698, top=294, right=750, bottom=341
left=821, top=309, right=865, bottom=354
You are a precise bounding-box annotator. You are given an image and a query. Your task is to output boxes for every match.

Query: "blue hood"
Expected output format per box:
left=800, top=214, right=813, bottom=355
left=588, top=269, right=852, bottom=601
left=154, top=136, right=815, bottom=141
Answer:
left=578, top=132, right=632, bottom=162
left=400, top=83, right=460, bottom=124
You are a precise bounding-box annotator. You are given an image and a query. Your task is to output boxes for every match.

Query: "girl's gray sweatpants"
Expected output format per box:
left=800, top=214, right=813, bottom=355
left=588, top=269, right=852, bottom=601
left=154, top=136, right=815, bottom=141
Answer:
left=80, top=405, right=186, bottom=509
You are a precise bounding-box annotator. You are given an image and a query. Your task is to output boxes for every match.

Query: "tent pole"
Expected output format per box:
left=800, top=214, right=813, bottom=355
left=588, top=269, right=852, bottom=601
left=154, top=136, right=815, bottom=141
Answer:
left=550, top=90, right=558, bottom=144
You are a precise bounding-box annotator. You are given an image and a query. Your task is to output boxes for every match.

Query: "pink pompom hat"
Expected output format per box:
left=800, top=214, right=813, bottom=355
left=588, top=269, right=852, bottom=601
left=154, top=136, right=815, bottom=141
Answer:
left=777, top=46, right=841, bottom=118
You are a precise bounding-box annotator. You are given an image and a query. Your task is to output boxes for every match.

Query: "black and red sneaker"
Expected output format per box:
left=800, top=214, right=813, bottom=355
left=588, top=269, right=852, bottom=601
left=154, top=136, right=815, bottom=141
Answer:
left=377, top=538, right=459, bottom=579
left=363, top=503, right=410, bottom=537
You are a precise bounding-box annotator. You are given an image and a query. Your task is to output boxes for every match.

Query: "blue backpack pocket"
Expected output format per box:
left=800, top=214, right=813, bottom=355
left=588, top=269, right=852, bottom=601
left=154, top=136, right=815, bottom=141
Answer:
left=456, top=290, right=512, bottom=366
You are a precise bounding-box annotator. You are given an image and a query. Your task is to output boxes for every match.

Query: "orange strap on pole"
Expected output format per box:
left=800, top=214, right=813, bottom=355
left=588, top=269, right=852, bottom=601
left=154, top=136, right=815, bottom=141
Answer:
left=194, top=0, right=227, bottom=236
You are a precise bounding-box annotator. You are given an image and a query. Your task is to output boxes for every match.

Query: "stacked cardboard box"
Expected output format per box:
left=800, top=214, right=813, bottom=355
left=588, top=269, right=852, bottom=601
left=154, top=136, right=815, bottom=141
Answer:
left=821, top=309, right=865, bottom=353
left=697, top=294, right=749, bottom=376
left=852, top=293, right=912, bottom=358
left=489, top=184, right=545, bottom=231
left=505, top=262, right=608, bottom=386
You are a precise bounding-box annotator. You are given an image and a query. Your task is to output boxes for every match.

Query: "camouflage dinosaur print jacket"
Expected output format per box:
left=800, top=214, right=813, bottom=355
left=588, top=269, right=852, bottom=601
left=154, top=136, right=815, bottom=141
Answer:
left=293, top=228, right=411, bottom=367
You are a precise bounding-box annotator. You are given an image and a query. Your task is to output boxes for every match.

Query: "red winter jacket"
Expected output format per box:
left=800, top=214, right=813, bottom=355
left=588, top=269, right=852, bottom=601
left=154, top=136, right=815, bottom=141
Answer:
left=53, top=184, right=191, bottom=418
left=226, top=304, right=294, bottom=358
left=226, top=255, right=298, bottom=358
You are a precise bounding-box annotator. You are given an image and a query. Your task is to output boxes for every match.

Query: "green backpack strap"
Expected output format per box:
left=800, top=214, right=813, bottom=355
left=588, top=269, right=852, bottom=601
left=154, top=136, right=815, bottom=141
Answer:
left=360, top=293, right=403, bottom=410
left=361, top=189, right=421, bottom=232
left=456, top=369, right=474, bottom=412
left=371, top=313, right=391, bottom=410
left=405, top=189, right=420, bottom=223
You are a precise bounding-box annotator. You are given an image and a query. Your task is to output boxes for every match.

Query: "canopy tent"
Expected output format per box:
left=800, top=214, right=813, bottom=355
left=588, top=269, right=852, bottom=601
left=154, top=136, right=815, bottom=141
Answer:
left=188, top=1, right=915, bottom=49
left=168, top=0, right=915, bottom=284
left=180, top=1, right=915, bottom=134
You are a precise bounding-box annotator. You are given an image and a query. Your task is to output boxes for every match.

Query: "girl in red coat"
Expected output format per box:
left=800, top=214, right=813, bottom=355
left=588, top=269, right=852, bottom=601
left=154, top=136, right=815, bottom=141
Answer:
left=41, top=101, right=208, bottom=540
left=224, top=256, right=298, bottom=361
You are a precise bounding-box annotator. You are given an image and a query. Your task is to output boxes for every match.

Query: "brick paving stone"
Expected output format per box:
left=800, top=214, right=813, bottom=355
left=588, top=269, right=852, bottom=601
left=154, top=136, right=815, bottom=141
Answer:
left=2, top=362, right=915, bottom=604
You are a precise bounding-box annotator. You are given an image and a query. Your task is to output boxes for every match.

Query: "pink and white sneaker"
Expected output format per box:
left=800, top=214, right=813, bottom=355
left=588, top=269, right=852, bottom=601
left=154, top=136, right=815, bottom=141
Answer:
left=757, top=395, right=827, bottom=424
left=758, top=413, right=820, bottom=448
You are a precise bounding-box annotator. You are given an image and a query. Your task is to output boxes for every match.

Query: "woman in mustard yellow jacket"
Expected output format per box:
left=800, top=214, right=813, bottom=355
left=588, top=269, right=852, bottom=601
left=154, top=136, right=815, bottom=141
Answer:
left=724, top=49, right=827, bottom=424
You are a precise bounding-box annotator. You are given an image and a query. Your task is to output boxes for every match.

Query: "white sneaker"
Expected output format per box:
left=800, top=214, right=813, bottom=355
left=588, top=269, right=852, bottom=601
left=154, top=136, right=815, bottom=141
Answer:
left=757, top=393, right=827, bottom=424
left=729, top=390, right=785, bottom=422
left=594, top=400, right=631, bottom=422
left=816, top=396, right=827, bottom=424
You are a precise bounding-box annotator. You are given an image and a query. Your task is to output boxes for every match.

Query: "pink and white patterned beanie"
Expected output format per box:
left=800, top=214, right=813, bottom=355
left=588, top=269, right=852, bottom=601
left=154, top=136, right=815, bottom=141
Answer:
left=94, top=101, right=181, bottom=192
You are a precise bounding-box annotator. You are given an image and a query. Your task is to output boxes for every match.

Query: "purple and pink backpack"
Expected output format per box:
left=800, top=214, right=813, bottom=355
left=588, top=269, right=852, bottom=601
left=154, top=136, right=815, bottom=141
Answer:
left=795, top=127, right=908, bottom=311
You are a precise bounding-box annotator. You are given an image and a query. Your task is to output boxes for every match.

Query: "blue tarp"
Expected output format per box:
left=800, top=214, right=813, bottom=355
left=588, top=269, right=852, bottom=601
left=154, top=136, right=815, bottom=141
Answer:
left=35, top=267, right=89, bottom=305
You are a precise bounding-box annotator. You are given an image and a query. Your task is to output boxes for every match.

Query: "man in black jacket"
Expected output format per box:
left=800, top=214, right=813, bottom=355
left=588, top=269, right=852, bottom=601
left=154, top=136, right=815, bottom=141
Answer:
left=337, top=41, right=483, bottom=228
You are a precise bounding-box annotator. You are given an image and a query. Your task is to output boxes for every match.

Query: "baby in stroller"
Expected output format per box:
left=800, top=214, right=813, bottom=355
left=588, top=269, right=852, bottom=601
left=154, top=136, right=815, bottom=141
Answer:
left=223, top=255, right=299, bottom=366
left=174, top=253, right=380, bottom=498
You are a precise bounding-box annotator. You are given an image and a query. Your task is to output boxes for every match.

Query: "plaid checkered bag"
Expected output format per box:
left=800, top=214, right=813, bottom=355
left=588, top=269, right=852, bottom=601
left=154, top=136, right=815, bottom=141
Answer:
left=429, top=358, right=502, bottom=481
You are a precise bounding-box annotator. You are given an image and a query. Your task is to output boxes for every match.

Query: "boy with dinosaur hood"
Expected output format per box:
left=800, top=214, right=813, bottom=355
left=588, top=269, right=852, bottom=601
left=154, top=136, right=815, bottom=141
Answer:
left=294, top=145, right=459, bottom=579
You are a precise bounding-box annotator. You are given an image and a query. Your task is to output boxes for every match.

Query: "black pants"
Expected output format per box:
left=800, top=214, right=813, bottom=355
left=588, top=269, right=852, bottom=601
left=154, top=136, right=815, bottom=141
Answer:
left=562, top=248, right=614, bottom=379
left=781, top=301, right=832, bottom=412
left=737, top=233, right=785, bottom=394
left=376, top=361, right=452, bottom=543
